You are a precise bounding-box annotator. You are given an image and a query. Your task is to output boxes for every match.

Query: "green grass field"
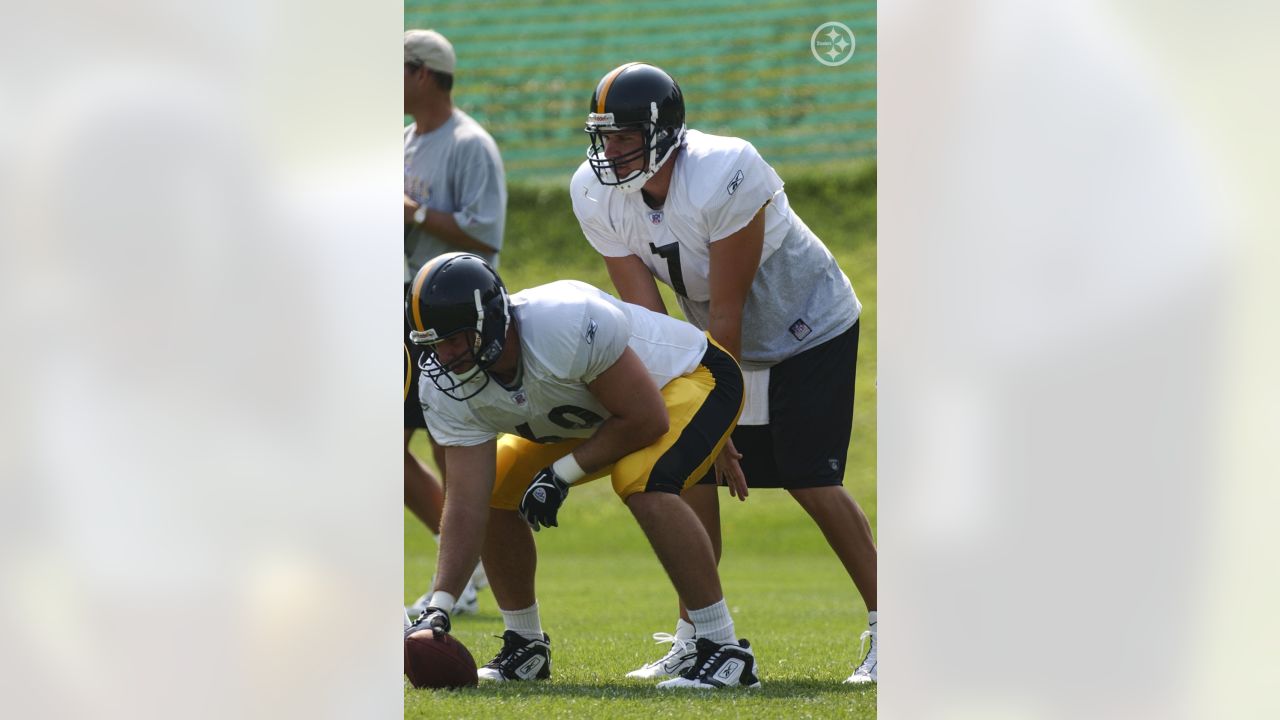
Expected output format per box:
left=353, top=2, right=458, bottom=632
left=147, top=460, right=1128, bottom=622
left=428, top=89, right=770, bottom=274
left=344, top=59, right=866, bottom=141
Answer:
left=406, top=163, right=876, bottom=718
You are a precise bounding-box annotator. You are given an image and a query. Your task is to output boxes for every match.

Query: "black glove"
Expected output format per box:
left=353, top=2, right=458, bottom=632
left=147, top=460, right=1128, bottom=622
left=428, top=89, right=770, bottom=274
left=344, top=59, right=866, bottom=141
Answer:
left=519, top=466, right=571, bottom=531
left=405, top=605, right=451, bottom=637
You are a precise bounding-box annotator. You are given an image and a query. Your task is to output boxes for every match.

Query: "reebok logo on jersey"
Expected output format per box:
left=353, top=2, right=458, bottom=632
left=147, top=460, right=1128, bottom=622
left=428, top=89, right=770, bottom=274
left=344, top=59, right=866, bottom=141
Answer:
left=727, top=170, right=744, bottom=195
left=789, top=318, right=813, bottom=341
left=585, top=320, right=598, bottom=345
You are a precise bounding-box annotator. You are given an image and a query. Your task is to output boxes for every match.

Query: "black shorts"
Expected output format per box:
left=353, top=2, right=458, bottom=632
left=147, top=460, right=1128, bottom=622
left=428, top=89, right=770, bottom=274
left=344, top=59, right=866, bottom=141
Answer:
left=699, top=320, right=859, bottom=489
left=404, top=283, right=428, bottom=430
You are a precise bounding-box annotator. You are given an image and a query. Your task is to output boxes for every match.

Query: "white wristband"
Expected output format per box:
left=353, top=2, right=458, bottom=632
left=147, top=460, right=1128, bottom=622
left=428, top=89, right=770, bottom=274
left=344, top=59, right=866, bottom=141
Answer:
left=551, top=453, right=586, bottom=484
left=427, top=590, right=456, bottom=614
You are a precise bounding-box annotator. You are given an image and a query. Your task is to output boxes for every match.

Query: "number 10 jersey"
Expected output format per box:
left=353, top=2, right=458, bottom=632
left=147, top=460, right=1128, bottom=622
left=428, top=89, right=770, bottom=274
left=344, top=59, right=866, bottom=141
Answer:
left=419, top=280, right=708, bottom=448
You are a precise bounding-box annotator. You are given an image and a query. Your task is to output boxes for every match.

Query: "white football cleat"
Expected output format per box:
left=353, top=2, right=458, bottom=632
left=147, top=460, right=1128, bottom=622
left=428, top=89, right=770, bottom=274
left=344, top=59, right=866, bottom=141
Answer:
left=453, top=580, right=480, bottom=614
left=844, top=628, right=877, bottom=684
left=477, top=630, right=552, bottom=681
left=626, top=632, right=698, bottom=679
left=656, top=638, right=761, bottom=689
left=470, top=561, right=489, bottom=591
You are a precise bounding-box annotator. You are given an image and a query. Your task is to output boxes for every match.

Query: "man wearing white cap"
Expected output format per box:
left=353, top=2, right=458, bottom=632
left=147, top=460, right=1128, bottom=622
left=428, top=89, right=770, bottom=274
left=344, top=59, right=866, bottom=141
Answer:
left=403, top=28, right=507, bottom=620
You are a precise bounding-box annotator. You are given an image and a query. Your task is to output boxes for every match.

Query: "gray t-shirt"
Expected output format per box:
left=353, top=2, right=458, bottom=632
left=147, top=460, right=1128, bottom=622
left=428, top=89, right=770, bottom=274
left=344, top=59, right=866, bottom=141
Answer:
left=571, top=130, right=859, bottom=370
left=404, top=108, right=507, bottom=281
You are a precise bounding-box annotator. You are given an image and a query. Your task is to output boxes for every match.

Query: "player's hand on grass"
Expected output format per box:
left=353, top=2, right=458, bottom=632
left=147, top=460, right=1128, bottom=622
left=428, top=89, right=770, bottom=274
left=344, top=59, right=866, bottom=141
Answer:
left=519, top=467, right=570, bottom=531
left=423, top=607, right=451, bottom=633
left=715, top=437, right=748, bottom=500
left=406, top=606, right=451, bottom=637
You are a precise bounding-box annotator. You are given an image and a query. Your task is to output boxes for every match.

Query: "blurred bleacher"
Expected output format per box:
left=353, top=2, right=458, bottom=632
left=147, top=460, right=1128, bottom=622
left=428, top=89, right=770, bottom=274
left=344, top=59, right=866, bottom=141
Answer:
left=406, top=0, right=876, bottom=184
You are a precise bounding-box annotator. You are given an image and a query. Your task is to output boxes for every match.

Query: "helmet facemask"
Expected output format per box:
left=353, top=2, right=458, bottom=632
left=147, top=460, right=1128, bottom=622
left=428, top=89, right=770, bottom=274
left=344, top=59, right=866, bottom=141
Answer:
left=411, top=283, right=511, bottom=401
left=585, top=102, right=685, bottom=193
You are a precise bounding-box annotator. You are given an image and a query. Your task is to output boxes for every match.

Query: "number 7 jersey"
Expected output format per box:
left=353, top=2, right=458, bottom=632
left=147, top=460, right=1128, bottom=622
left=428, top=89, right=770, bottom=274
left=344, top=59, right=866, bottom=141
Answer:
left=419, top=280, right=708, bottom=447
left=571, top=129, right=860, bottom=370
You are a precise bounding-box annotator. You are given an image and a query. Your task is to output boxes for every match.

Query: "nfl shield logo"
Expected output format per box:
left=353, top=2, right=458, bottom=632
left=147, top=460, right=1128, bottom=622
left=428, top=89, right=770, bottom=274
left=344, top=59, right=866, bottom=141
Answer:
left=512, top=391, right=528, bottom=406
left=649, top=211, right=663, bottom=225
left=789, top=318, right=813, bottom=341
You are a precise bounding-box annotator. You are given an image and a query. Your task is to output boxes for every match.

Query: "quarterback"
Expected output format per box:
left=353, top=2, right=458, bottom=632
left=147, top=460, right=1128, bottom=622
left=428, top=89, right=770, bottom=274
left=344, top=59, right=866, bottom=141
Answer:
left=403, top=252, right=760, bottom=689
left=572, top=62, right=878, bottom=683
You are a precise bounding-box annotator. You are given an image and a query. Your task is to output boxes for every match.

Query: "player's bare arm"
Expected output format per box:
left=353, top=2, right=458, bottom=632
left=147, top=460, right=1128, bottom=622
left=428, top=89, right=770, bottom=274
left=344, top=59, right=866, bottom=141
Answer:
left=604, top=254, right=668, bottom=315
left=707, top=205, right=766, bottom=361
left=704, top=204, right=766, bottom=500
left=573, top=346, right=670, bottom=474
left=416, top=210, right=498, bottom=255
left=435, top=439, right=497, bottom=600
left=517, top=345, right=673, bottom=532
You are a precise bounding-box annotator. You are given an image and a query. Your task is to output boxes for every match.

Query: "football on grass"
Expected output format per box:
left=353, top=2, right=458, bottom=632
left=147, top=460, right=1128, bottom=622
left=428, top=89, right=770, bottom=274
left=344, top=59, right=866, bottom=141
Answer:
left=404, top=628, right=478, bottom=689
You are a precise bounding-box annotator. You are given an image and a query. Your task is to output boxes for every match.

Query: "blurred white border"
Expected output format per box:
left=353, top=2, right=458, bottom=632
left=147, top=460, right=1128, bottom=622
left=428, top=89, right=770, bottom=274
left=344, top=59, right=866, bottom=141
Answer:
left=0, top=2, right=403, bottom=718
left=3, top=0, right=1277, bottom=716
left=882, top=0, right=1277, bottom=718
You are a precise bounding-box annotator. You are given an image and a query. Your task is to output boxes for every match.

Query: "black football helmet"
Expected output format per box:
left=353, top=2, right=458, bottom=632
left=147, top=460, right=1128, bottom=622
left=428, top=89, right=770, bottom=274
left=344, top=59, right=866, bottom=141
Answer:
left=584, top=62, right=686, bottom=192
left=405, top=252, right=511, bottom=400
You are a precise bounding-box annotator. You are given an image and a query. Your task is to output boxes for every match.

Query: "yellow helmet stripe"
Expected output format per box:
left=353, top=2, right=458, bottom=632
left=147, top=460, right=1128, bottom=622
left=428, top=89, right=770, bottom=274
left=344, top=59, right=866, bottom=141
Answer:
left=409, top=255, right=447, bottom=333
left=596, top=62, right=639, bottom=114
left=403, top=343, right=412, bottom=401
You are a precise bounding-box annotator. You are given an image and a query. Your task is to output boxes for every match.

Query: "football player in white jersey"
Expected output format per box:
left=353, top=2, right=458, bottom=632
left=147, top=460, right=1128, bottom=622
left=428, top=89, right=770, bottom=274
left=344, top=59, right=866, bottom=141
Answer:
left=403, top=252, right=761, bottom=689
left=571, top=63, right=878, bottom=684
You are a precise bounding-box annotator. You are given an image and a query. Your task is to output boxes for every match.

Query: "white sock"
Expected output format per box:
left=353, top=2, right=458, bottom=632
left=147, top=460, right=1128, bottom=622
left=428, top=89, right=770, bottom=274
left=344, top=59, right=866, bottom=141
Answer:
left=427, top=590, right=456, bottom=614
left=501, top=602, right=544, bottom=641
left=688, top=599, right=736, bottom=645
left=868, top=610, right=877, bottom=633
left=674, top=618, right=695, bottom=641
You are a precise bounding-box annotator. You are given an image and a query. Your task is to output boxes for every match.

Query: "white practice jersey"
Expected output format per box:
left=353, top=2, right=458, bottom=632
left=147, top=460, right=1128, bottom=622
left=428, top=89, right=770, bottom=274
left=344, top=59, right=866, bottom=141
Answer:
left=571, top=129, right=860, bottom=370
left=421, top=280, right=707, bottom=447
